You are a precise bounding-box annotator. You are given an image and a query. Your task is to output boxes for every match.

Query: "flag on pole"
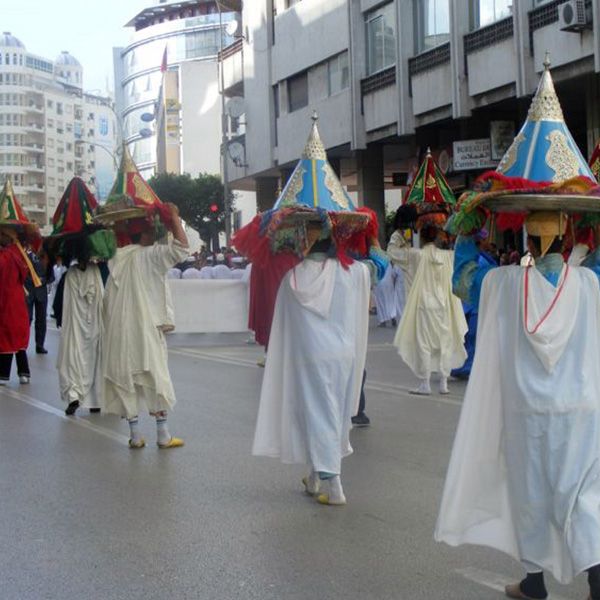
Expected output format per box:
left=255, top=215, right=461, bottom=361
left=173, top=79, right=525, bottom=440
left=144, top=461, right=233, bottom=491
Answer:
left=160, top=45, right=168, bottom=73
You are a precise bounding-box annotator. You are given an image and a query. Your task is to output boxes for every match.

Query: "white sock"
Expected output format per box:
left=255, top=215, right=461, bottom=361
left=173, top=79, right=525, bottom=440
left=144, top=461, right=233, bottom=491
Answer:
left=328, top=475, right=346, bottom=504
left=305, top=470, right=320, bottom=495
left=156, top=415, right=171, bottom=445
left=414, top=378, right=431, bottom=394
left=439, top=376, right=449, bottom=394
left=128, top=417, right=142, bottom=444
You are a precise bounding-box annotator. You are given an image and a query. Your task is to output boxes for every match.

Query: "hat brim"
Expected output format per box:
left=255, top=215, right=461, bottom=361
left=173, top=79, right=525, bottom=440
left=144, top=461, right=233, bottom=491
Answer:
left=481, top=194, right=600, bottom=214
left=94, top=207, right=147, bottom=224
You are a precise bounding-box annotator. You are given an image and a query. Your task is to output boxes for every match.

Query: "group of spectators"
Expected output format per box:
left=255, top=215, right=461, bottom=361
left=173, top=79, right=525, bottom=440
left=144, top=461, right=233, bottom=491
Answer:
left=168, top=245, right=249, bottom=280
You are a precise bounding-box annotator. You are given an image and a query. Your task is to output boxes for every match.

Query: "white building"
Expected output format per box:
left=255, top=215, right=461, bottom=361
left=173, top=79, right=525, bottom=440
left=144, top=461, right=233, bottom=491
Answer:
left=113, top=0, right=237, bottom=179
left=0, top=33, right=118, bottom=229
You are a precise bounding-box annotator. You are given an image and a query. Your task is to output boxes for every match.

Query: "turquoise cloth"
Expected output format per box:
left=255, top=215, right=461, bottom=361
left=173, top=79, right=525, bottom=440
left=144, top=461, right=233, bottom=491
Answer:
left=452, top=237, right=598, bottom=310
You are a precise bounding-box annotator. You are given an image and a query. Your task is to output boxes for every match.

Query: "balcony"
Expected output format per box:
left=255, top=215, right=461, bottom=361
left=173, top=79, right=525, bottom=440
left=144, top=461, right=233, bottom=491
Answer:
left=360, top=66, right=398, bottom=133
left=25, top=163, right=45, bottom=173
left=529, top=0, right=595, bottom=70
left=25, top=102, right=44, bottom=114
left=408, top=43, right=452, bottom=117
left=219, top=39, right=244, bottom=96
left=464, top=17, right=516, bottom=97
left=24, top=182, right=45, bottom=193
left=24, top=143, right=44, bottom=153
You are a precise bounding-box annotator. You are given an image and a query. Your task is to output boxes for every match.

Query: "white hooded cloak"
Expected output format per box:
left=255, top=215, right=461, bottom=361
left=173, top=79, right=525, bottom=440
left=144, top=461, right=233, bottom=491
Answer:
left=56, top=264, right=104, bottom=408
left=252, top=257, right=370, bottom=474
left=435, top=265, right=600, bottom=583
left=393, top=243, right=467, bottom=378
left=102, top=240, right=188, bottom=418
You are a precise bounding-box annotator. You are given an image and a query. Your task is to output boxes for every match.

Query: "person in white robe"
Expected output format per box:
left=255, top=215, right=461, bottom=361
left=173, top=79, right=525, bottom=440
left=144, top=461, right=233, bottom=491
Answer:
left=393, top=226, right=467, bottom=395
left=102, top=203, right=189, bottom=449
left=252, top=238, right=370, bottom=506
left=436, top=213, right=600, bottom=600
left=58, top=262, right=104, bottom=415
left=387, top=228, right=421, bottom=302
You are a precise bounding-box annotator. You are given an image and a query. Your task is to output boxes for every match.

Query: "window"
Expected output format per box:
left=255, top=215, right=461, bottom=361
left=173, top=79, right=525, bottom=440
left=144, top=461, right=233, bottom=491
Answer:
left=47, top=138, right=54, bottom=148
left=366, top=3, right=396, bottom=75
left=47, top=99, right=53, bottom=109
left=56, top=102, right=63, bottom=115
left=47, top=118, right=54, bottom=128
left=328, top=52, right=350, bottom=95
left=474, top=0, right=512, bottom=28
left=66, top=161, right=73, bottom=171
left=415, top=0, right=450, bottom=53
left=286, top=0, right=302, bottom=7
left=287, top=71, right=308, bottom=112
left=48, top=158, right=55, bottom=167
left=66, top=143, right=72, bottom=151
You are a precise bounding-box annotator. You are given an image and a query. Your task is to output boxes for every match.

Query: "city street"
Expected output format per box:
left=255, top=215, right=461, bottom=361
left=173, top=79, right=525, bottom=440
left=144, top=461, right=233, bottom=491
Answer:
left=0, top=320, right=590, bottom=600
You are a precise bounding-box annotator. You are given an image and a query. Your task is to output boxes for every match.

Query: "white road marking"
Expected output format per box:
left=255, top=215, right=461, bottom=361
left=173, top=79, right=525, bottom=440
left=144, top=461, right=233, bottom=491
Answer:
left=0, top=386, right=129, bottom=445
left=456, top=567, right=574, bottom=600
left=169, top=347, right=464, bottom=407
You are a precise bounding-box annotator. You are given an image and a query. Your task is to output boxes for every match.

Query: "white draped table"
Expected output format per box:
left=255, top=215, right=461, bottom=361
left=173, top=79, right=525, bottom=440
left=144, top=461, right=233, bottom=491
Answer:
left=168, top=279, right=249, bottom=333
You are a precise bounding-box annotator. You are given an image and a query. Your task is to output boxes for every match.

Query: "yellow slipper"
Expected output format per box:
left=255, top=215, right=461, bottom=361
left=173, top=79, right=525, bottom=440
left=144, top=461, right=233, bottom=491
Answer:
left=316, top=493, right=346, bottom=506
left=157, top=437, right=185, bottom=449
left=129, top=438, right=146, bottom=449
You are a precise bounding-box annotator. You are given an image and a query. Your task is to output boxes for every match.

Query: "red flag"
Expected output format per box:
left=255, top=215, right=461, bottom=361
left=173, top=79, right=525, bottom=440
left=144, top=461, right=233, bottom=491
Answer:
left=160, top=45, right=168, bottom=73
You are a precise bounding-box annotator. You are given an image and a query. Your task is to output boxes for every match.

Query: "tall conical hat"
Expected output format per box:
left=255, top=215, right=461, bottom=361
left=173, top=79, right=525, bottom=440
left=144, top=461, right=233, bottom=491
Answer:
left=109, top=143, right=162, bottom=207
left=96, top=144, right=164, bottom=224
left=0, top=178, right=33, bottom=226
left=51, top=177, right=98, bottom=237
left=496, top=54, right=595, bottom=183
left=590, top=139, right=600, bottom=182
left=405, top=149, right=456, bottom=207
left=274, top=113, right=356, bottom=212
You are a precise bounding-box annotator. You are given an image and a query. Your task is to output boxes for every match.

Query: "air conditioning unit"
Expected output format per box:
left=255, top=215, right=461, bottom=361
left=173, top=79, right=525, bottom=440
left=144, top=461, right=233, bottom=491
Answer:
left=558, top=0, right=590, bottom=32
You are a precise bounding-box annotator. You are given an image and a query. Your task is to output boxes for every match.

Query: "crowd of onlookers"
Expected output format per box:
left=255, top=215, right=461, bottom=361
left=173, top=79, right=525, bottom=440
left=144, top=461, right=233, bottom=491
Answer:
left=168, top=246, right=249, bottom=280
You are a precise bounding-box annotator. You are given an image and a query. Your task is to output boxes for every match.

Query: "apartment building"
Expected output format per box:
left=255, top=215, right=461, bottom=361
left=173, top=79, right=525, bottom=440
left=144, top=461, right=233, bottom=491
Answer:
left=0, top=33, right=118, bottom=230
left=220, top=0, right=600, bottom=226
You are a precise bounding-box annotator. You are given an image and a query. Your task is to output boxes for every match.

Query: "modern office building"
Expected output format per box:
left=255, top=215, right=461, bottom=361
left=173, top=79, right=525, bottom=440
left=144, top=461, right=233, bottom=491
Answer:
left=113, top=0, right=237, bottom=179
left=220, top=0, right=600, bottom=231
left=0, top=32, right=118, bottom=229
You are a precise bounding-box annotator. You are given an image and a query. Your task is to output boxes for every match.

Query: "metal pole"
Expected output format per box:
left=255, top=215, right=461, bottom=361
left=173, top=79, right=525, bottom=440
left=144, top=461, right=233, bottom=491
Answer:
left=217, top=1, right=231, bottom=246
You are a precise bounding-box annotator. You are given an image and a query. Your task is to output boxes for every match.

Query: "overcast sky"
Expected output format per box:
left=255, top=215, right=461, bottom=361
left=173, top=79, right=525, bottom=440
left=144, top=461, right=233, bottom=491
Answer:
left=4, top=0, right=151, bottom=94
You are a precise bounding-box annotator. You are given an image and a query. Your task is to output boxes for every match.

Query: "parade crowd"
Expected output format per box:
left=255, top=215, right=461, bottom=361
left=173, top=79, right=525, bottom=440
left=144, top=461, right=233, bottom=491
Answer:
left=3, top=61, right=600, bottom=600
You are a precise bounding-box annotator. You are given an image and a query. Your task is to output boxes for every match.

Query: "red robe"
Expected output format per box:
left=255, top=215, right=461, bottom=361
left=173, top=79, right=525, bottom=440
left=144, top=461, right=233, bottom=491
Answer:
left=249, top=253, right=300, bottom=348
left=0, top=244, right=29, bottom=353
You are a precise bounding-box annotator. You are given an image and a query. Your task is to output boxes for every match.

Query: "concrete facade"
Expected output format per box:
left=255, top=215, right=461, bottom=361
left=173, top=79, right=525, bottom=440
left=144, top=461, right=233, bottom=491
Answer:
left=0, top=33, right=118, bottom=230
left=220, top=0, right=600, bottom=217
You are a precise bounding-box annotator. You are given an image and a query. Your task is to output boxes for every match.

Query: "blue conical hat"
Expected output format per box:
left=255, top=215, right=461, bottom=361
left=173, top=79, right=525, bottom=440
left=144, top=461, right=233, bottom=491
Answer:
left=497, top=55, right=595, bottom=183
left=274, top=113, right=356, bottom=212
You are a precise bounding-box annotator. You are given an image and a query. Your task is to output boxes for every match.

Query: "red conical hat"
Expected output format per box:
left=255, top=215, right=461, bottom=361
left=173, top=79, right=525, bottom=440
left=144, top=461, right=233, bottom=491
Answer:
left=51, top=177, right=98, bottom=237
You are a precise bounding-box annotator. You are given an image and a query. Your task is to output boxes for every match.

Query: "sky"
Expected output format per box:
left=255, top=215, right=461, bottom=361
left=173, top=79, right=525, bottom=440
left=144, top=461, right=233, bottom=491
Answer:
left=3, top=0, right=152, bottom=94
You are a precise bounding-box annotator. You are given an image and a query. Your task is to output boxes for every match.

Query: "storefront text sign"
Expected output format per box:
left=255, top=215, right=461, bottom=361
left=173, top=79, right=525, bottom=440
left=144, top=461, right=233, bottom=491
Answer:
left=453, top=139, right=498, bottom=171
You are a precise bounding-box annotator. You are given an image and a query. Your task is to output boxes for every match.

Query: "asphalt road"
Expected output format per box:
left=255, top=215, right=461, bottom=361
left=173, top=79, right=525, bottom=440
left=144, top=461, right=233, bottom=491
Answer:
left=0, top=321, right=590, bottom=600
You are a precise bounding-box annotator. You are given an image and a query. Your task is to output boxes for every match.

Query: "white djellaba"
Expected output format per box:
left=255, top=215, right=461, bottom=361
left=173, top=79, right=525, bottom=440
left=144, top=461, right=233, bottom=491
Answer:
left=435, top=264, right=600, bottom=583
left=102, top=239, right=188, bottom=418
left=393, top=243, right=467, bottom=393
left=56, top=264, right=104, bottom=409
left=252, top=257, right=370, bottom=501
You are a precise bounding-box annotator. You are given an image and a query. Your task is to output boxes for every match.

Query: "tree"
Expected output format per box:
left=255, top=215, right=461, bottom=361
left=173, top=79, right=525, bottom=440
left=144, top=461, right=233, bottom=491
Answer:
left=147, top=172, right=235, bottom=250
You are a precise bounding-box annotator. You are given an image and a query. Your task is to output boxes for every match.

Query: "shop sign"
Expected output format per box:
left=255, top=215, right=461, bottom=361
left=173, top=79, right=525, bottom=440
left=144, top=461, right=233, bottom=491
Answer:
left=452, top=138, right=497, bottom=171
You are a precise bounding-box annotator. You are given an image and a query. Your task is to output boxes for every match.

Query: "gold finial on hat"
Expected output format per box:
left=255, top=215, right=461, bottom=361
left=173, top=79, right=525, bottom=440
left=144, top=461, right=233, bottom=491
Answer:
left=527, top=50, right=564, bottom=123
left=302, top=110, right=327, bottom=161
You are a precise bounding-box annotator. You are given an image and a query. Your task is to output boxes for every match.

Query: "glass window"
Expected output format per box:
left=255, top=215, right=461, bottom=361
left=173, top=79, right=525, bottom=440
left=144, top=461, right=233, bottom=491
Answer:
left=366, top=3, right=396, bottom=75
left=328, top=52, right=350, bottom=95
left=475, top=0, right=512, bottom=28
left=287, top=71, right=308, bottom=113
left=416, top=0, right=450, bottom=53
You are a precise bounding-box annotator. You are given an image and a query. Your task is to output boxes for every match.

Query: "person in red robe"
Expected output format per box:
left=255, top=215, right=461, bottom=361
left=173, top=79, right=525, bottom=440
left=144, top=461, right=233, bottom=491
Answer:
left=0, top=227, right=31, bottom=384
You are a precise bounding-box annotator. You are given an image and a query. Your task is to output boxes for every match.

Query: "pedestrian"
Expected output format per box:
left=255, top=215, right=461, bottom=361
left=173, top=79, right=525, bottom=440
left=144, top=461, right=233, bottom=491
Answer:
left=25, top=244, right=53, bottom=354
left=49, top=178, right=116, bottom=416
left=251, top=114, right=371, bottom=506
left=393, top=205, right=467, bottom=395
left=436, top=59, right=600, bottom=600
left=0, top=179, right=41, bottom=385
left=96, top=196, right=188, bottom=449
